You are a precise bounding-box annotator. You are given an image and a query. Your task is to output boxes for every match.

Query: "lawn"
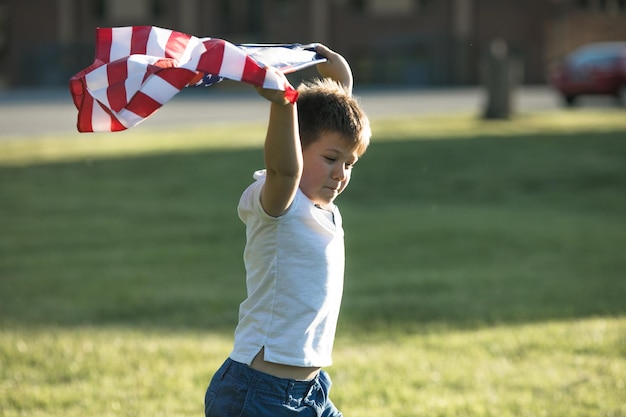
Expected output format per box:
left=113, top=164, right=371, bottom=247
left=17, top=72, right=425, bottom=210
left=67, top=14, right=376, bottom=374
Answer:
left=1, top=110, right=625, bottom=416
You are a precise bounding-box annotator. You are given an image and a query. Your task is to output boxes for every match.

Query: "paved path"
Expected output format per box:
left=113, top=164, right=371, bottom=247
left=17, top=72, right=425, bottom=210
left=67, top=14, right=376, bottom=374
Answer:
left=0, top=85, right=571, bottom=139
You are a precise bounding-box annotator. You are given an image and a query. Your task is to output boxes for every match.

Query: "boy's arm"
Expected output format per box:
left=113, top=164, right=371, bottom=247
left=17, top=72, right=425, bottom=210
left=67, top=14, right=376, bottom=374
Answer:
left=255, top=87, right=302, bottom=218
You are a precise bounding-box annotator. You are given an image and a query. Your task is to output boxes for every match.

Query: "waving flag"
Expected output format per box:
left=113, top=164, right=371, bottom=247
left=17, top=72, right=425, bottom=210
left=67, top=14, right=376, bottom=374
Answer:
left=69, top=26, right=326, bottom=133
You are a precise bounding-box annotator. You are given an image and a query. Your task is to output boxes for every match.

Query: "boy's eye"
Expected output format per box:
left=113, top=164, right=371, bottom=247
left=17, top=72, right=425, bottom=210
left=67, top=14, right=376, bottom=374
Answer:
left=323, top=155, right=357, bottom=168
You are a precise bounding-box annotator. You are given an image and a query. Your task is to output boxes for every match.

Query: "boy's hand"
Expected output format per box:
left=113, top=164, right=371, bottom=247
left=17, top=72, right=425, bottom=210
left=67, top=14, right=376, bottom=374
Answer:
left=315, top=44, right=353, bottom=93
left=255, top=86, right=291, bottom=106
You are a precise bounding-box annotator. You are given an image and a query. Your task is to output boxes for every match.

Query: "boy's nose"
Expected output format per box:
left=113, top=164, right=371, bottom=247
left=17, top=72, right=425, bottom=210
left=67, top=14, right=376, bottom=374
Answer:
left=332, top=165, right=348, bottom=181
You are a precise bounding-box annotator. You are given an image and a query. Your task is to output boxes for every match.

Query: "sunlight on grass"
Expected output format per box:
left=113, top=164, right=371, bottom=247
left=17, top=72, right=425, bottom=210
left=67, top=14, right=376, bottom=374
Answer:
left=375, top=109, right=626, bottom=141
left=333, top=318, right=626, bottom=417
left=0, top=122, right=265, bottom=167
left=1, top=110, right=625, bottom=166
left=0, top=327, right=230, bottom=417
left=1, top=318, right=624, bottom=417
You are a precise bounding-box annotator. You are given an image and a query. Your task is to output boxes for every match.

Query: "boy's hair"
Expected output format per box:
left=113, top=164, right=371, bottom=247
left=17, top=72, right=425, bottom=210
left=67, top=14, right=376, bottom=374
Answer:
left=297, top=78, right=371, bottom=156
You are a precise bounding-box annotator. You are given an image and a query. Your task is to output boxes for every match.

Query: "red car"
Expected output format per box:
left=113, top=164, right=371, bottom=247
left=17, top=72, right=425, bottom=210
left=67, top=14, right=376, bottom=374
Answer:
left=551, top=42, right=626, bottom=106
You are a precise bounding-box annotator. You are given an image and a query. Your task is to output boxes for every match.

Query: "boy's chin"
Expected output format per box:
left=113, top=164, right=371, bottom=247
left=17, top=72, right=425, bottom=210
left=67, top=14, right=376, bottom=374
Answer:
left=318, top=197, right=337, bottom=209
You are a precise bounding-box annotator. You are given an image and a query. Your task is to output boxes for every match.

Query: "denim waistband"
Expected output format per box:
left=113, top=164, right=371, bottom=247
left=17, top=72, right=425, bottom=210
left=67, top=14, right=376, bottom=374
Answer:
left=223, top=358, right=322, bottom=400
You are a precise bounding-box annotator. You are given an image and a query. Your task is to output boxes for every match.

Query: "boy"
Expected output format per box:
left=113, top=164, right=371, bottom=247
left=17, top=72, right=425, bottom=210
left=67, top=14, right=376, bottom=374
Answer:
left=204, top=44, right=370, bottom=417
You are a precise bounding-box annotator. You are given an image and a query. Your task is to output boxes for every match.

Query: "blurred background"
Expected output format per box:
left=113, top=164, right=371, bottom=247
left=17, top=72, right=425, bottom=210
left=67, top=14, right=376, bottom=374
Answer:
left=0, top=0, right=625, bottom=89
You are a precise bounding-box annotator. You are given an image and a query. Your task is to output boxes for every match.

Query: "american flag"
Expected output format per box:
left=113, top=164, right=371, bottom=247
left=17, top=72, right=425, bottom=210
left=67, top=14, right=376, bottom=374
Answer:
left=69, top=26, right=325, bottom=133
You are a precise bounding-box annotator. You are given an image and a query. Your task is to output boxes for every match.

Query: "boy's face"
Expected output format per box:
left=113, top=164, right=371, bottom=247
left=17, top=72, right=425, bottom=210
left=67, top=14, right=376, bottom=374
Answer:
left=300, top=131, right=360, bottom=208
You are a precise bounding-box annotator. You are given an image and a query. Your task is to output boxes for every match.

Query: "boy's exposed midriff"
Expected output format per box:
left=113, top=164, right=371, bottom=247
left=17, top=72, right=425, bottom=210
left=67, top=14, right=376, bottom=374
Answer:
left=250, top=347, right=321, bottom=381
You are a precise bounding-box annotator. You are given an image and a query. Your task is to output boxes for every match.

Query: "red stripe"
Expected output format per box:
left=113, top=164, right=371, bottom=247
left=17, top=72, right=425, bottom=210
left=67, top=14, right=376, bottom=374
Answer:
left=96, top=27, right=113, bottom=63
left=284, top=86, right=299, bottom=104
left=241, top=56, right=267, bottom=85
left=95, top=100, right=126, bottom=132
left=109, top=113, right=126, bottom=132
left=126, top=91, right=162, bottom=118
left=106, top=59, right=129, bottom=112
left=164, top=30, right=192, bottom=59
left=106, top=83, right=128, bottom=113
left=197, top=39, right=225, bottom=75
left=69, top=72, right=87, bottom=110
left=106, top=58, right=130, bottom=85
left=157, top=68, right=197, bottom=89
left=130, top=26, right=151, bottom=55
left=77, top=86, right=94, bottom=132
left=97, top=102, right=126, bottom=132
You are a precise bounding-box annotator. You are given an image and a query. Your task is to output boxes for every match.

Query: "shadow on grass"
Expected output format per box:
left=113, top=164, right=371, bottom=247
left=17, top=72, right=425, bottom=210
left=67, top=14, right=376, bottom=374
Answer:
left=1, top=131, right=625, bottom=334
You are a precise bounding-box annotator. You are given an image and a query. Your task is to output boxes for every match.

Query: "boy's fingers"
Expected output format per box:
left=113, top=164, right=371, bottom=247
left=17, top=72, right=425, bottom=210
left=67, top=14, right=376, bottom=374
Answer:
left=314, top=44, right=353, bottom=93
left=315, top=44, right=337, bottom=60
left=315, top=44, right=329, bottom=54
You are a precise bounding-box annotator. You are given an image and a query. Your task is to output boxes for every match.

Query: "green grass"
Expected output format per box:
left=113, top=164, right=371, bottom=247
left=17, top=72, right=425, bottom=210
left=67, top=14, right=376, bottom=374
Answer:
left=1, top=111, right=626, bottom=416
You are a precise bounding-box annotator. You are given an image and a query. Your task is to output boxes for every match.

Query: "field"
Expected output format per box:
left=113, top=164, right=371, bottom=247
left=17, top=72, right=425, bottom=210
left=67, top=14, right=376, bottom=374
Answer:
left=1, top=109, right=625, bottom=416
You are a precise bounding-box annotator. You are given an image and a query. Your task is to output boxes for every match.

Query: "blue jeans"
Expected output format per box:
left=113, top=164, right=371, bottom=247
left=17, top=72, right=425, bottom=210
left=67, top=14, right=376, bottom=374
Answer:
left=205, top=358, right=343, bottom=417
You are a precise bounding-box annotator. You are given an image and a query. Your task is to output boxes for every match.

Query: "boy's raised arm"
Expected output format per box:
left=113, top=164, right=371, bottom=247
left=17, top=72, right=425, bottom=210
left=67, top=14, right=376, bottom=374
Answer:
left=255, top=86, right=302, bottom=218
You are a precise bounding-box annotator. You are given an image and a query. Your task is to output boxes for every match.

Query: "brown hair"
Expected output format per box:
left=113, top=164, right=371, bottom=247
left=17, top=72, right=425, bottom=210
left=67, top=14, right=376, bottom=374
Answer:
left=296, top=78, right=371, bottom=156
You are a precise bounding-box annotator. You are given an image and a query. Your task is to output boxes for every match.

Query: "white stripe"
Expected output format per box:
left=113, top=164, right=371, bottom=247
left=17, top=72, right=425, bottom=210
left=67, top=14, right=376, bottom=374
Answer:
left=117, top=108, right=144, bottom=129
left=125, top=55, right=159, bottom=103
left=146, top=27, right=172, bottom=58
left=128, top=54, right=161, bottom=65
left=141, top=73, right=181, bottom=104
left=219, top=42, right=246, bottom=81
left=180, top=39, right=205, bottom=71
left=85, top=79, right=111, bottom=115
left=178, top=35, right=203, bottom=67
left=262, top=71, right=283, bottom=90
left=109, top=27, right=133, bottom=62
left=84, top=64, right=110, bottom=91
left=91, top=99, right=114, bottom=132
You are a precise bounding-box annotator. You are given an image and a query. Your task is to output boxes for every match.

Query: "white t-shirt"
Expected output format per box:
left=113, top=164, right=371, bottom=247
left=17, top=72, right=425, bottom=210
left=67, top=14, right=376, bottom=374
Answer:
left=229, top=170, right=345, bottom=367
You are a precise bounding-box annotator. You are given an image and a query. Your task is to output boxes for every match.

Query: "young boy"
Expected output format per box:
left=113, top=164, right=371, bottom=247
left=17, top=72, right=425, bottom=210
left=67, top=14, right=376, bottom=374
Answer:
left=204, top=44, right=370, bottom=417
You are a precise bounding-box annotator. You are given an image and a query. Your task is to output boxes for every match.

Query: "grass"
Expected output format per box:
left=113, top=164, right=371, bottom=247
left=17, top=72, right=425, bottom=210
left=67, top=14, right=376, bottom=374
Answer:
left=1, top=110, right=626, bottom=416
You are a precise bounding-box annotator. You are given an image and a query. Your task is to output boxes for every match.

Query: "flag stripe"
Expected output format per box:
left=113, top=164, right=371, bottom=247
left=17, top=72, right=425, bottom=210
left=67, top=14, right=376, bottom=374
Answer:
left=84, top=64, right=109, bottom=91
left=142, top=72, right=183, bottom=104
left=197, top=39, right=225, bottom=76
left=126, top=91, right=162, bottom=118
left=284, top=86, right=299, bottom=104
left=77, top=90, right=94, bottom=132
left=219, top=42, right=246, bottom=80
left=106, top=82, right=128, bottom=113
left=130, top=26, right=151, bottom=55
left=147, top=27, right=172, bottom=58
left=96, top=27, right=112, bottom=63
left=110, top=27, right=133, bottom=62
left=242, top=56, right=267, bottom=86
left=127, top=57, right=156, bottom=102
left=178, top=36, right=203, bottom=68
left=156, top=67, right=197, bottom=90
left=91, top=100, right=113, bottom=132
left=165, top=30, right=192, bottom=60
left=106, top=58, right=130, bottom=86
left=117, top=109, right=143, bottom=129
left=106, top=58, right=129, bottom=112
